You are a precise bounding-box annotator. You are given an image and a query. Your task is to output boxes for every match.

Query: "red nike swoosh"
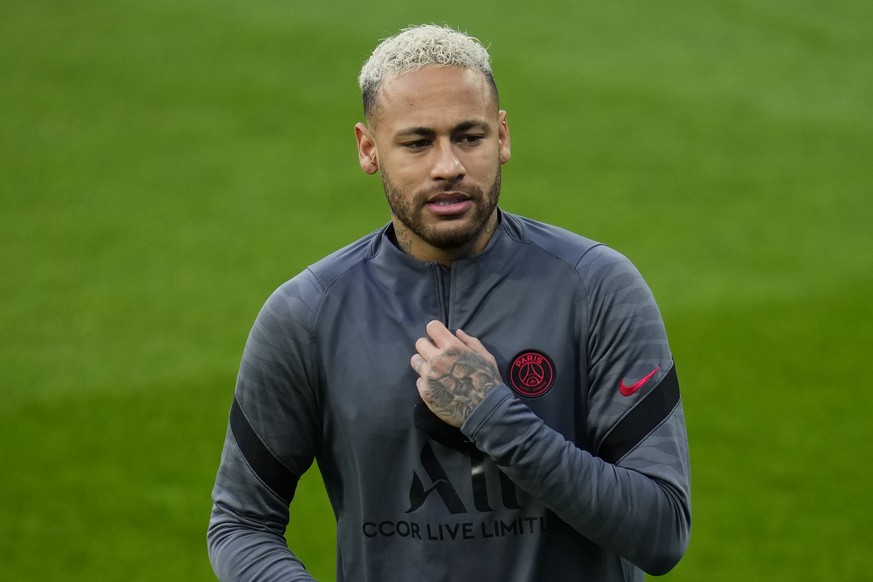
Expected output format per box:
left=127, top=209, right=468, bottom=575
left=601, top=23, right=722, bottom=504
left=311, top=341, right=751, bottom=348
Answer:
left=619, top=366, right=660, bottom=397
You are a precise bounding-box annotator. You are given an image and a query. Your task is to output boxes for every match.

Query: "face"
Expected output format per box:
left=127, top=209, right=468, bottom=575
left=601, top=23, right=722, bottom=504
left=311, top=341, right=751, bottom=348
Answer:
left=355, top=66, right=511, bottom=264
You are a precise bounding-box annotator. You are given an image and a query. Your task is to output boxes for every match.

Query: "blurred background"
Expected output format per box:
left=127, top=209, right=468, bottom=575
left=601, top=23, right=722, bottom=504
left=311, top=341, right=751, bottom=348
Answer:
left=2, top=0, right=871, bottom=579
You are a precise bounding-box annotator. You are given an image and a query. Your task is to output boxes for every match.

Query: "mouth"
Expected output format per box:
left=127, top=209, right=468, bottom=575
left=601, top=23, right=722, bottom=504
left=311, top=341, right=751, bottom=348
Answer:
left=425, top=192, right=473, bottom=216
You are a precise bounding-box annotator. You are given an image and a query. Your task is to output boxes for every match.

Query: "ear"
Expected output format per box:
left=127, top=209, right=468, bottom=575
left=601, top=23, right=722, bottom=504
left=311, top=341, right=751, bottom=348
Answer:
left=355, top=122, right=379, bottom=175
left=497, top=111, right=511, bottom=165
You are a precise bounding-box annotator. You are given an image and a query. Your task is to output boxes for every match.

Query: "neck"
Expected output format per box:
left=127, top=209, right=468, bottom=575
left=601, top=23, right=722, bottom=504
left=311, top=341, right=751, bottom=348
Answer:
left=391, top=211, right=500, bottom=266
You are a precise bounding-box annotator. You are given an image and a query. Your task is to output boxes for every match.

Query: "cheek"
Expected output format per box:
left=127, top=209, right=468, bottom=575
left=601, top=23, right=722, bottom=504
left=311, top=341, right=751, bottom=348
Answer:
left=466, top=158, right=501, bottom=183
left=384, top=161, right=428, bottom=190
left=466, top=146, right=502, bottom=171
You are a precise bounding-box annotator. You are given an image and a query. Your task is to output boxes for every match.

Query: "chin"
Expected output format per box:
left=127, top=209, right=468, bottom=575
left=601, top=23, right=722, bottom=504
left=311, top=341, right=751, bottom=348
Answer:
left=423, top=225, right=481, bottom=250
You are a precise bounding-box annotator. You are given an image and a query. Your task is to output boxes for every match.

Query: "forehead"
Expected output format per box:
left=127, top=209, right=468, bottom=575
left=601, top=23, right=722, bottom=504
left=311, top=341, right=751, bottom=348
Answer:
left=371, top=66, right=497, bottom=131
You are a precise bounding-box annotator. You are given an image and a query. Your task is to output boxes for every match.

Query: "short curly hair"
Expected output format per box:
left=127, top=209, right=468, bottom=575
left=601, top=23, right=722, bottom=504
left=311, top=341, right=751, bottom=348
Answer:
left=358, top=24, right=499, bottom=119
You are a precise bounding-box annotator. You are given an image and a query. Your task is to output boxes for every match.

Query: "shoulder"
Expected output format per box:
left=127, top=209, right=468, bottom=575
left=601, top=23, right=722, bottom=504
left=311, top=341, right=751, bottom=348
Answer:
left=305, top=225, right=385, bottom=289
left=501, top=212, right=638, bottom=279
left=264, top=226, right=386, bottom=324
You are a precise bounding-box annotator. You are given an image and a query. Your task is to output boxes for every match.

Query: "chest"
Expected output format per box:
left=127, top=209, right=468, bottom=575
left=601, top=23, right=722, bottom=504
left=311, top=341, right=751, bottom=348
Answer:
left=312, top=268, right=589, bottom=446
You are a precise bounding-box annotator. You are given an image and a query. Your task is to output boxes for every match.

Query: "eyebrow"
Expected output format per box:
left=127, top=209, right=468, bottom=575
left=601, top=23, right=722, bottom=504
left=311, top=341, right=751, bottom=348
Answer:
left=394, top=120, right=490, bottom=138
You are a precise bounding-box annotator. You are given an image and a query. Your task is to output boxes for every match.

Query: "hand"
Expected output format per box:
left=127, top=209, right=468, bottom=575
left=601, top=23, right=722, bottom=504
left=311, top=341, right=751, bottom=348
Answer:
left=410, top=321, right=502, bottom=428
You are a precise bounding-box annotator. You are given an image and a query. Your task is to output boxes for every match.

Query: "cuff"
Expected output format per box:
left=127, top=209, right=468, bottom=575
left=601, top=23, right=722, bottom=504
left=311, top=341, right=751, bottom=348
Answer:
left=461, top=383, right=516, bottom=441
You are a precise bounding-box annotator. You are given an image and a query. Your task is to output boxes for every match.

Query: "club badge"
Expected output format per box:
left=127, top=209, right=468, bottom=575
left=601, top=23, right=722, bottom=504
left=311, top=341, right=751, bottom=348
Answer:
left=507, top=350, right=556, bottom=398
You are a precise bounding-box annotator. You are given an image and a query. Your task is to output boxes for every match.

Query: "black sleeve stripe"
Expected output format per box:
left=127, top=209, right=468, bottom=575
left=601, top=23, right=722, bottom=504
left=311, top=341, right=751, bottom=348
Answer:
left=596, top=364, right=680, bottom=465
left=230, top=398, right=297, bottom=505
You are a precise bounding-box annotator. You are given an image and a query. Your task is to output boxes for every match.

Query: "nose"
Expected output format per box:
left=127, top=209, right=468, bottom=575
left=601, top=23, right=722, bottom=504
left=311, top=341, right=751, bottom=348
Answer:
left=430, top=140, right=465, bottom=182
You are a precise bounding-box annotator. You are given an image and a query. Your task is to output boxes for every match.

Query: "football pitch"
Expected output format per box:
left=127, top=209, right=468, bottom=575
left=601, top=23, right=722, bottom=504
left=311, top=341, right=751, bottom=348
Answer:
left=2, top=0, right=871, bottom=580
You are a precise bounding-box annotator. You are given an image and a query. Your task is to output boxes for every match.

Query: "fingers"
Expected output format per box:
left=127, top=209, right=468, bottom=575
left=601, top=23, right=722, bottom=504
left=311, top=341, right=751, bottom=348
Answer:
left=455, top=328, right=484, bottom=351
left=410, top=353, right=425, bottom=374
left=425, top=320, right=455, bottom=346
left=423, top=320, right=485, bottom=351
left=415, top=376, right=427, bottom=398
left=456, top=328, right=498, bottom=367
left=412, top=323, right=496, bottom=375
left=416, top=321, right=488, bottom=357
left=414, top=320, right=464, bottom=362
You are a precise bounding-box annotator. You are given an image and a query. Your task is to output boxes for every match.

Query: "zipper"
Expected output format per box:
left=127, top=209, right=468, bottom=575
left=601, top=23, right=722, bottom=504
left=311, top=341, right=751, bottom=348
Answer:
left=431, top=263, right=452, bottom=326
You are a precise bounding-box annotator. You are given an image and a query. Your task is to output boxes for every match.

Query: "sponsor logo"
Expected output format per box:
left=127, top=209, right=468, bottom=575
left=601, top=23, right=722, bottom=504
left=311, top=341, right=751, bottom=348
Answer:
left=362, top=516, right=549, bottom=541
left=619, top=366, right=660, bottom=397
left=406, top=443, right=522, bottom=514
left=507, top=350, right=556, bottom=398
left=361, top=443, right=550, bottom=542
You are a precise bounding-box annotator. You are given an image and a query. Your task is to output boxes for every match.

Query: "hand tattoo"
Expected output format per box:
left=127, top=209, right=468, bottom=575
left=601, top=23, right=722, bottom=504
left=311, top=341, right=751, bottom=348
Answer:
left=424, top=347, right=501, bottom=427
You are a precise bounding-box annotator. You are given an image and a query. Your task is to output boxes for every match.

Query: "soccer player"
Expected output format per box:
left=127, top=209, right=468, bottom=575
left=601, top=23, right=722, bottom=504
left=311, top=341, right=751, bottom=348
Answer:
left=208, top=24, right=691, bottom=581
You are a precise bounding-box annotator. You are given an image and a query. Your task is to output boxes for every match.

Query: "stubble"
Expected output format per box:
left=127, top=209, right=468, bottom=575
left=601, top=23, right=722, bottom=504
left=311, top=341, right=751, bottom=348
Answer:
left=381, top=166, right=502, bottom=254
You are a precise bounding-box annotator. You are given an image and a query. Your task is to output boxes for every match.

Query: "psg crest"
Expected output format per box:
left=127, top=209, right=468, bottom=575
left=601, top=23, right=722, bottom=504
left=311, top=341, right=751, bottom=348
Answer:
left=507, top=350, right=556, bottom=398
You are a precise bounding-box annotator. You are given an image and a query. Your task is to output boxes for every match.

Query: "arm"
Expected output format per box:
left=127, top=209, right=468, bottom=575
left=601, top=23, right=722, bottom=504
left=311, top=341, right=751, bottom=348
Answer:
left=463, top=381, right=689, bottom=575
left=413, top=247, right=690, bottom=575
left=208, top=276, right=323, bottom=581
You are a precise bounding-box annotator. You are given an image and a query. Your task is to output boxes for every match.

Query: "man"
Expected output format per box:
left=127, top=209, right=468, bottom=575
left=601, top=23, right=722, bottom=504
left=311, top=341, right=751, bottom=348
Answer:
left=208, top=24, right=691, bottom=581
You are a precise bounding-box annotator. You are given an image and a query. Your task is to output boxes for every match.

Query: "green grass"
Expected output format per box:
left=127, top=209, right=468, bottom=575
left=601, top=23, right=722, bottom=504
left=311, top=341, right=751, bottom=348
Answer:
left=2, top=0, right=871, bottom=580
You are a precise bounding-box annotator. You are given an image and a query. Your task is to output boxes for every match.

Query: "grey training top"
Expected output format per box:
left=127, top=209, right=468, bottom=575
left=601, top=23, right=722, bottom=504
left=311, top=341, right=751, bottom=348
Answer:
left=208, top=211, right=691, bottom=581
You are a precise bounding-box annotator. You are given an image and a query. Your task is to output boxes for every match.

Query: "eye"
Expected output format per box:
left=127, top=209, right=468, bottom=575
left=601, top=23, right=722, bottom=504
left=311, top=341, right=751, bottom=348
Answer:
left=403, top=139, right=431, bottom=150
left=457, top=134, right=485, bottom=146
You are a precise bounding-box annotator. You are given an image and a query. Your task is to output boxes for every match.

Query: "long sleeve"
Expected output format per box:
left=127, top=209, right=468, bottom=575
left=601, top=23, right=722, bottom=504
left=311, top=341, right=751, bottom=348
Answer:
left=208, top=273, right=324, bottom=581
left=208, top=432, right=314, bottom=581
left=462, top=384, right=689, bottom=575
left=461, top=245, right=691, bottom=575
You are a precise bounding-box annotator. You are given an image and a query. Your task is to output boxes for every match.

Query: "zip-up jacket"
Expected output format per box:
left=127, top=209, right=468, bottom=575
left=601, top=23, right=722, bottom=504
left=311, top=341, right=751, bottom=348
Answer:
left=208, top=211, right=691, bottom=581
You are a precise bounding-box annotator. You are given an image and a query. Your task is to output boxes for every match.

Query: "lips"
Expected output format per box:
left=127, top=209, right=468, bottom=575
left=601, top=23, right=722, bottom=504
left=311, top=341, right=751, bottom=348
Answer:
left=425, top=192, right=472, bottom=216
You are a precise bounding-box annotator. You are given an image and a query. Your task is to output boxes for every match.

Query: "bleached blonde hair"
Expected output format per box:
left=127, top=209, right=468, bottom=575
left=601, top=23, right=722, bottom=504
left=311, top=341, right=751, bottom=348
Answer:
left=358, top=24, right=498, bottom=119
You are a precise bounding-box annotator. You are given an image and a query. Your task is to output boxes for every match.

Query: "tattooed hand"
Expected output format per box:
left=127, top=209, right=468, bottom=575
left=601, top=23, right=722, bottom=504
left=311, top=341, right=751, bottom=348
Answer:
left=411, top=320, right=502, bottom=428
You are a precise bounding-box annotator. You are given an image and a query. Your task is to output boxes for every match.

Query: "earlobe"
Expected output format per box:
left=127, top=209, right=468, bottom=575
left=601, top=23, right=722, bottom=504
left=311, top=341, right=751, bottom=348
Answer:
left=497, top=111, right=511, bottom=165
left=355, top=122, right=380, bottom=175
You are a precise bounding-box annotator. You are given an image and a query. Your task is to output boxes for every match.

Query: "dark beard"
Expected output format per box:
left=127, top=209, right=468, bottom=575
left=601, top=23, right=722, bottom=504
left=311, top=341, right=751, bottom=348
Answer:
left=381, top=167, right=501, bottom=251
